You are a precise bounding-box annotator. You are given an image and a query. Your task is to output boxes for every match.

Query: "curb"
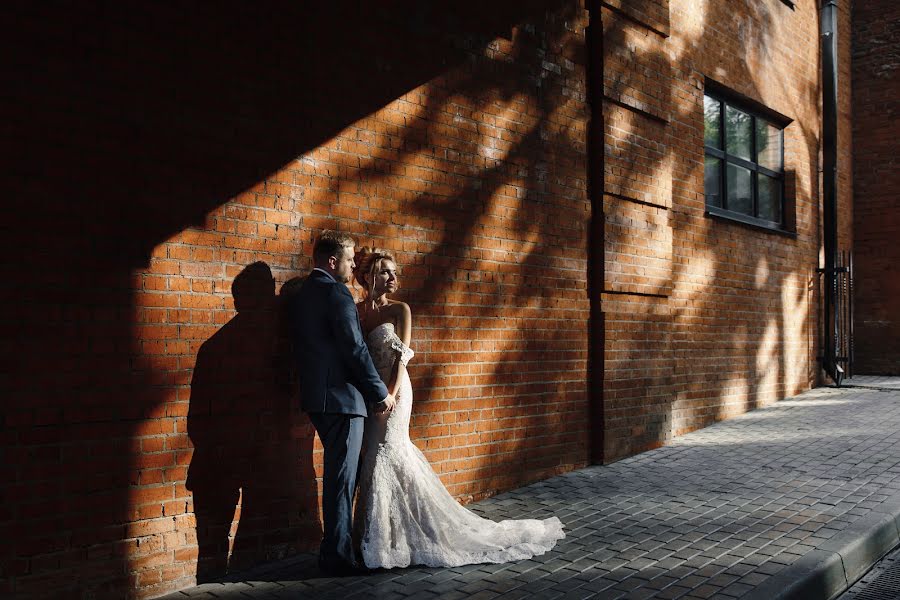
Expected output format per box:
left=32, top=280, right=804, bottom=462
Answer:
left=744, top=492, right=900, bottom=600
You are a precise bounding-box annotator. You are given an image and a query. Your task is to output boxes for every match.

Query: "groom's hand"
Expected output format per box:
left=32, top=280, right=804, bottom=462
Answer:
left=375, top=394, right=396, bottom=414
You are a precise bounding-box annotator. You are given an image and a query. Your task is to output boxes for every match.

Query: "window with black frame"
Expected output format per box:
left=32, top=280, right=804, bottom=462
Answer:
left=704, top=92, right=786, bottom=230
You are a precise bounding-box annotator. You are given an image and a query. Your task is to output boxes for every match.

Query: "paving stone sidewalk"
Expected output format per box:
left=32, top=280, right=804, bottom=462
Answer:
left=843, top=374, right=900, bottom=391
left=160, top=382, right=900, bottom=600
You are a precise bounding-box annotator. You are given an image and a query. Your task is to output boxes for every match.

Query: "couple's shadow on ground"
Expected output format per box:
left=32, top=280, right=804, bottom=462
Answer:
left=199, top=553, right=452, bottom=589
left=186, top=262, right=321, bottom=582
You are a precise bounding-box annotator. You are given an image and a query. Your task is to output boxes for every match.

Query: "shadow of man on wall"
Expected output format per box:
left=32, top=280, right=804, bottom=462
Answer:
left=186, top=263, right=319, bottom=582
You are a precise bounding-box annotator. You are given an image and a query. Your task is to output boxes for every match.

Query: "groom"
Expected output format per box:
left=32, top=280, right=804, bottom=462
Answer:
left=289, top=229, right=395, bottom=575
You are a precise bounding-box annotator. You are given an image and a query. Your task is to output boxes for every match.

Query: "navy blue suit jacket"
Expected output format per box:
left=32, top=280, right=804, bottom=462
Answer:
left=289, top=269, right=388, bottom=416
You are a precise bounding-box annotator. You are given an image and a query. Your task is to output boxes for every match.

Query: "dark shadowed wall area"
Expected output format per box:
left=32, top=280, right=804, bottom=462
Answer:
left=2, top=2, right=590, bottom=597
left=852, top=0, right=900, bottom=375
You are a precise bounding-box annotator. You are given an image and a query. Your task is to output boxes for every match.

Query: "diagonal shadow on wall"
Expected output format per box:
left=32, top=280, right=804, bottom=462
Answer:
left=1, top=1, right=562, bottom=597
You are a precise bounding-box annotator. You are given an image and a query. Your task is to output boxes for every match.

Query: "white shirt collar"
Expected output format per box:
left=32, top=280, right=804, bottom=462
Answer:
left=312, top=267, right=336, bottom=282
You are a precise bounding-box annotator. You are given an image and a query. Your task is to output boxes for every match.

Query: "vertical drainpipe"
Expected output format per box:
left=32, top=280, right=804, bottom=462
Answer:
left=820, top=0, right=841, bottom=384
left=586, top=0, right=606, bottom=464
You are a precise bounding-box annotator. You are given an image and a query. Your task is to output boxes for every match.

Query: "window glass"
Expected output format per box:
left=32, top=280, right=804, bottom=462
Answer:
left=727, top=163, right=753, bottom=214
left=758, top=174, right=782, bottom=223
left=725, top=105, right=752, bottom=160
left=703, top=89, right=786, bottom=230
left=756, top=120, right=782, bottom=171
left=704, top=96, right=721, bottom=149
left=705, top=156, right=722, bottom=207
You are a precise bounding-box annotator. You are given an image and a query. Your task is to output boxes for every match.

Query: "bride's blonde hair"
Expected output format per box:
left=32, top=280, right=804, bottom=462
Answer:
left=353, top=247, right=397, bottom=308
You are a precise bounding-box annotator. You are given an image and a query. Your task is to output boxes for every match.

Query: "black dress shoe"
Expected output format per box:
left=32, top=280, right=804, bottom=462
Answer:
left=319, top=561, right=373, bottom=577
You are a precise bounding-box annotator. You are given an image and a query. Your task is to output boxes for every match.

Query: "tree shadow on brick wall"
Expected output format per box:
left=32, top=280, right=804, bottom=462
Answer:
left=1, top=1, right=571, bottom=597
left=596, top=0, right=826, bottom=461
left=311, top=0, right=592, bottom=499
left=662, top=3, right=825, bottom=440
left=575, top=3, right=679, bottom=462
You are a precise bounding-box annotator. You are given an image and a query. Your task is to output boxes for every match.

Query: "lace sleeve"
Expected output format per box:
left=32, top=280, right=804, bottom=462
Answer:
left=389, top=335, right=415, bottom=367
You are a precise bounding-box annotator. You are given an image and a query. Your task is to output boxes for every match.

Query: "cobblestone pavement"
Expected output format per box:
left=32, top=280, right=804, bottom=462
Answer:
left=160, top=382, right=900, bottom=600
left=843, top=375, right=900, bottom=391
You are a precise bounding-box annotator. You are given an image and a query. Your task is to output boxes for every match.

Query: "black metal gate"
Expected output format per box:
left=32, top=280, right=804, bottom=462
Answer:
left=819, top=250, right=854, bottom=385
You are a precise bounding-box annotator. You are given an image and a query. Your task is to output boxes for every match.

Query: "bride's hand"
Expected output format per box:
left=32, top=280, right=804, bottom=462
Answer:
left=376, top=394, right=396, bottom=414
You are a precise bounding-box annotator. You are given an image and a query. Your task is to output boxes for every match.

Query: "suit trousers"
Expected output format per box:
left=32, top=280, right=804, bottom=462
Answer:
left=308, top=412, right=364, bottom=568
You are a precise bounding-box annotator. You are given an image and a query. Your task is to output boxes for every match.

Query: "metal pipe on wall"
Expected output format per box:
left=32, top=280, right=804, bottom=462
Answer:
left=819, top=0, right=843, bottom=384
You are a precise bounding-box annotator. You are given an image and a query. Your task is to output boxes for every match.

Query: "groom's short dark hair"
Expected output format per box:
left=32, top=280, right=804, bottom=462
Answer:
left=313, top=230, right=355, bottom=263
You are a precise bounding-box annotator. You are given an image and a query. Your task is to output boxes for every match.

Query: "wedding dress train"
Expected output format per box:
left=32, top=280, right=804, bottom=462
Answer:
left=355, top=322, right=565, bottom=569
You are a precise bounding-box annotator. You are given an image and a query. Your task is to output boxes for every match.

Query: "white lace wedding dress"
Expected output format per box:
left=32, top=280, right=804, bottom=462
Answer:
left=355, top=322, right=565, bottom=569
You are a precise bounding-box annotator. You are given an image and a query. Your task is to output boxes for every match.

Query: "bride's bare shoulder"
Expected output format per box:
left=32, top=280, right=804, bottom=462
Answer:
left=387, top=300, right=411, bottom=317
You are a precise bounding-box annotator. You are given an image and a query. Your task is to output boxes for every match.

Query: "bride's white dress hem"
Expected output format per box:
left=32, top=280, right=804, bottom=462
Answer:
left=355, top=323, right=565, bottom=570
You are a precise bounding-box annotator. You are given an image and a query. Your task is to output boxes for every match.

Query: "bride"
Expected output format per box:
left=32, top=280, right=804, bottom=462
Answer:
left=351, top=247, right=565, bottom=569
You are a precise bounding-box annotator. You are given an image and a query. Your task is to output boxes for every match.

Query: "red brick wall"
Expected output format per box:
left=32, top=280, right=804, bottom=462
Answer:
left=852, top=0, right=900, bottom=375
left=3, top=3, right=589, bottom=598
left=599, top=0, right=853, bottom=460
left=2, top=0, right=861, bottom=597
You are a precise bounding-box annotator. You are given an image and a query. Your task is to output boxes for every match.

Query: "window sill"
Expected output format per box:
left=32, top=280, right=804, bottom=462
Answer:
left=705, top=206, right=796, bottom=238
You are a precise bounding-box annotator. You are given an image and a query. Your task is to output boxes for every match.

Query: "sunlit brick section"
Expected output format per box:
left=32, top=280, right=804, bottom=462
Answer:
left=602, top=0, right=670, bottom=37
left=602, top=7, right=672, bottom=121
left=600, top=0, right=853, bottom=462
left=603, top=197, right=673, bottom=296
